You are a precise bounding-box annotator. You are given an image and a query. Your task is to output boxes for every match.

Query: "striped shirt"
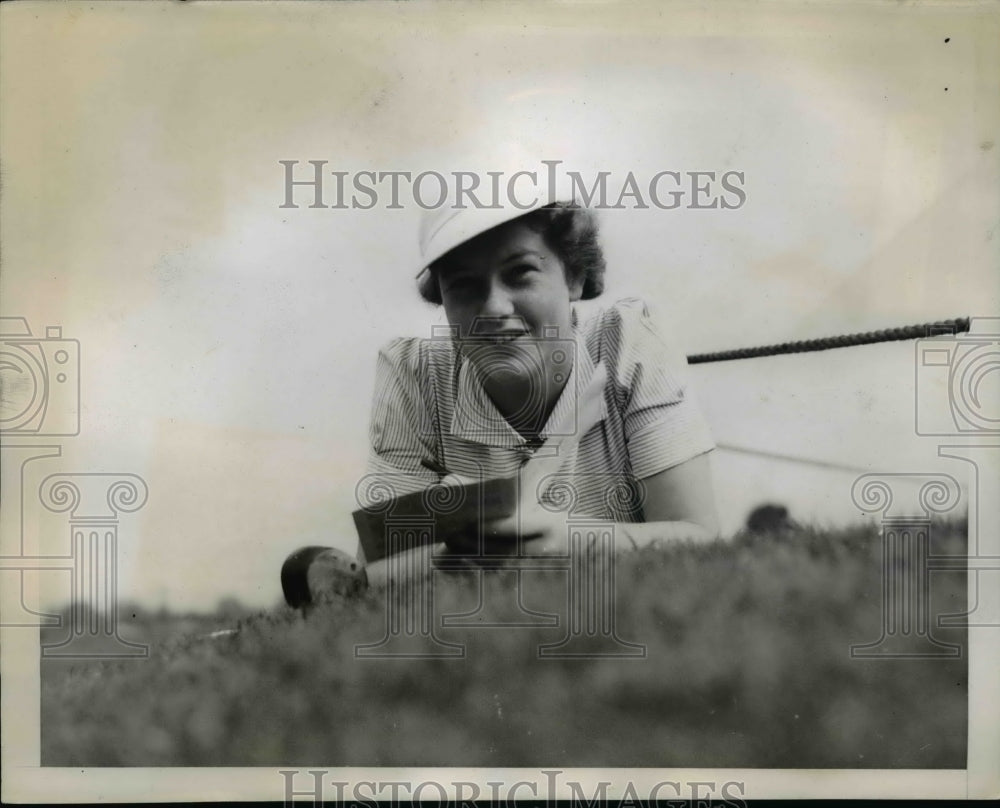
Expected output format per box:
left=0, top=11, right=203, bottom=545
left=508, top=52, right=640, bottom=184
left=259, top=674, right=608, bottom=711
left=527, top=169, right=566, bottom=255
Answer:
left=360, top=297, right=715, bottom=521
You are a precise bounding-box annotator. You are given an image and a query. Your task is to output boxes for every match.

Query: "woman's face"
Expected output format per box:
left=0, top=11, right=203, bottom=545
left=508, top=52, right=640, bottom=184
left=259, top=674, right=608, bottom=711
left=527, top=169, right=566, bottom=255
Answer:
left=435, top=219, right=583, bottom=386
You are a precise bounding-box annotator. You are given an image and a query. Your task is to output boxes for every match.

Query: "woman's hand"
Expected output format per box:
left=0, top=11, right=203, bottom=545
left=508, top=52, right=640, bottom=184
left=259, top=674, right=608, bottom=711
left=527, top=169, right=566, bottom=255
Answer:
left=442, top=501, right=574, bottom=560
left=485, top=503, right=575, bottom=557
left=437, top=451, right=723, bottom=563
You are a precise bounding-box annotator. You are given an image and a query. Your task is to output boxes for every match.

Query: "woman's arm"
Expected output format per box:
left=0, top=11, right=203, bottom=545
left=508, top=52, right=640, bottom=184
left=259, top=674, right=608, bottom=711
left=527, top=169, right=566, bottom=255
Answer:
left=620, top=451, right=721, bottom=547
left=483, top=452, right=721, bottom=556
left=365, top=453, right=721, bottom=586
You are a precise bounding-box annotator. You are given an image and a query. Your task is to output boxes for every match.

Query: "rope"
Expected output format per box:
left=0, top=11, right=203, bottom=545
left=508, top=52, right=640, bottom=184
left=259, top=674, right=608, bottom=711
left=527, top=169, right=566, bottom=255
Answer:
left=715, top=441, right=970, bottom=488
left=715, top=442, right=876, bottom=474
left=687, top=317, right=971, bottom=364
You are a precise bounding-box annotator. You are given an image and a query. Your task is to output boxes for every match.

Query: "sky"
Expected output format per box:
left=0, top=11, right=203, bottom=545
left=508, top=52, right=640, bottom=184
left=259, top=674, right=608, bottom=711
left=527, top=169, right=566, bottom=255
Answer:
left=1, top=1, right=998, bottom=611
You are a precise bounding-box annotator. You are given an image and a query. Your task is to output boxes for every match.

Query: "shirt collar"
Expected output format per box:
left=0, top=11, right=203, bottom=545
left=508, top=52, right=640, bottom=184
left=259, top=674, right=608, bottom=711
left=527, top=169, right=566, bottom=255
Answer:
left=449, top=310, right=607, bottom=448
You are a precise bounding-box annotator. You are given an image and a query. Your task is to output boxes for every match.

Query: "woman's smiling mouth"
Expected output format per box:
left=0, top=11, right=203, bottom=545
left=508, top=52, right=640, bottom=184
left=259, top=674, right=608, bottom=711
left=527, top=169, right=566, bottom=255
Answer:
left=485, top=331, right=529, bottom=343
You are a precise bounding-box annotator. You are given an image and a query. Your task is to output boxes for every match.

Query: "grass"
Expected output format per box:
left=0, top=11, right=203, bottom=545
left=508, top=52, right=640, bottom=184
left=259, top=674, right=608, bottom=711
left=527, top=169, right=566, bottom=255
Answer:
left=41, top=519, right=968, bottom=767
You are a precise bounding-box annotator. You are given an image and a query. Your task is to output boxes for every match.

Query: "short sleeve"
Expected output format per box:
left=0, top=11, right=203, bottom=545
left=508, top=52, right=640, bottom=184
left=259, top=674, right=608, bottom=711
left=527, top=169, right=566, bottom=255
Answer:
left=605, top=299, right=715, bottom=480
left=362, top=338, right=440, bottom=503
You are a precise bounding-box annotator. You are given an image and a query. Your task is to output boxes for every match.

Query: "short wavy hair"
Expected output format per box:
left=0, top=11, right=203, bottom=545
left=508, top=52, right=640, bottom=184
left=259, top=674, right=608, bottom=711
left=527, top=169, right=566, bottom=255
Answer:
left=417, top=202, right=606, bottom=304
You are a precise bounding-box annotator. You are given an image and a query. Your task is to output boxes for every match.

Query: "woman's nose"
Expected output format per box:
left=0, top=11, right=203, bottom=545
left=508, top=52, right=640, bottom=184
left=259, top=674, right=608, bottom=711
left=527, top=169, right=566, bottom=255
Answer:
left=478, top=280, right=515, bottom=319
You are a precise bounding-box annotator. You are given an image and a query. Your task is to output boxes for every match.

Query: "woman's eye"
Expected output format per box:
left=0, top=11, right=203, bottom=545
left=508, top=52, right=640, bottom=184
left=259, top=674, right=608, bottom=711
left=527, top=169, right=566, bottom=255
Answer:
left=509, top=264, right=538, bottom=282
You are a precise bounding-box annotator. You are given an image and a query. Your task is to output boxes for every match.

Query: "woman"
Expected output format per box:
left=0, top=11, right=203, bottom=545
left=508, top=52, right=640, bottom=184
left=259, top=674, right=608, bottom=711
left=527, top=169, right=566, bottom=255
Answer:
left=283, top=197, right=720, bottom=607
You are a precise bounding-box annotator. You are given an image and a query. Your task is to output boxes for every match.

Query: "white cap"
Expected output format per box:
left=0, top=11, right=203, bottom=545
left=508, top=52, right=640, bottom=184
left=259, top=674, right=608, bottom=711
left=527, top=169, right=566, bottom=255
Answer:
left=416, top=171, right=576, bottom=277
